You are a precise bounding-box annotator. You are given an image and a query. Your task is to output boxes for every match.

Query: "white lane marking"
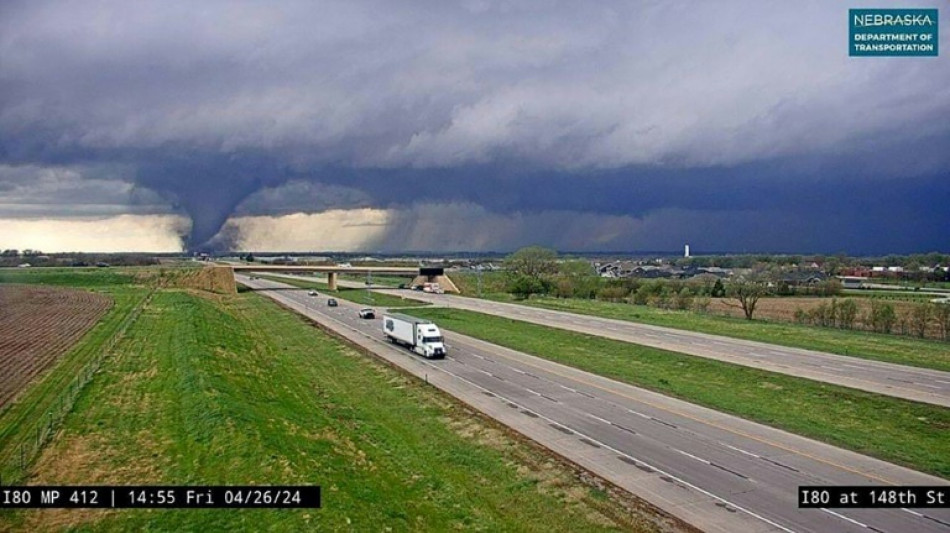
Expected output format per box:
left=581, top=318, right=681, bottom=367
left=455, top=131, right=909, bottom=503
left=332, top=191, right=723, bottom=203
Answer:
left=820, top=508, right=867, bottom=528
left=586, top=413, right=611, bottom=424
left=510, top=368, right=527, bottom=375
left=840, top=363, right=866, bottom=370
left=935, top=380, right=950, bottom=385
left=261, top=282, right=796, bottom=533
left=748, top=352, right=770, bottom=358
left=524, top=388, right=542, bottom=396
left=722, top=443, right=761, bottom=459
left=559, top=384, right=578, bottom=393
left=915, top=383, right=942, bottom=390
left=477, top=369, right=493, bottom=377
left=902, top=508, right=923, bottom=517
left=627, top=409, right=651, bottom=419
left=423, top=362, right=794, bottom=533
left=674, top=449, right=711, bottom=465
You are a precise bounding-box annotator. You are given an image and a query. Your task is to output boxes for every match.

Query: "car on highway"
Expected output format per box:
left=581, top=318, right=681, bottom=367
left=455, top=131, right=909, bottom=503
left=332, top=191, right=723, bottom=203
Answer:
left=358, top=308, right=375, bottom=319
left=327, top=298, right=338, bottom=307
left=308, top=290, right=318, bottom=296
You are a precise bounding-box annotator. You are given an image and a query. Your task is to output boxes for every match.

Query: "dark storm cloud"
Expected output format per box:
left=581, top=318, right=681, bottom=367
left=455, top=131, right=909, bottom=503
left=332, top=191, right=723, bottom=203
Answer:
left=0, top=0, right=948, bottom=251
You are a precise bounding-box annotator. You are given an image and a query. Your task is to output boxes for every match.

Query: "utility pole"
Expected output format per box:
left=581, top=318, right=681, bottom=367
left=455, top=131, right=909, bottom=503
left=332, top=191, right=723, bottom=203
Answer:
left=367, top=270, right=374, bottom=303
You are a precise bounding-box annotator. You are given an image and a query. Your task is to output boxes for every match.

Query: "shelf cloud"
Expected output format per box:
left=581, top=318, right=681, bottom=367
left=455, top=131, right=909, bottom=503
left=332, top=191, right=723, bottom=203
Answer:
left=1, top=0, right=947, bottom=252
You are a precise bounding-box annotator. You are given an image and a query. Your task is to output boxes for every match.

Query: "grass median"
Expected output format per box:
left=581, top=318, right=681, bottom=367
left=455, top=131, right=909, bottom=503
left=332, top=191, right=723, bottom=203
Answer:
left=254, top=274, right=427, bottom=308
left=407, top=307, right=950, bottom=479
left=2, top=289, right=673, bottom=532
left=475, top=294, right=950, bottom=372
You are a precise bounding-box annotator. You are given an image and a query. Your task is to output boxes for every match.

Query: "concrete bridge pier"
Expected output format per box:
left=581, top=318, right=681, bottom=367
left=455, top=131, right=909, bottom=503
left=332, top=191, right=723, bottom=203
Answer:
left=327, top=271, right=338, bottom=290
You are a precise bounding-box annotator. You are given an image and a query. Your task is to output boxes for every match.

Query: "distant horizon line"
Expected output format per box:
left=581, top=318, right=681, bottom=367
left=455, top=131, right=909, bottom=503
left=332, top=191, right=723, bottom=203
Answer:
left=5, top=249, right=948, bottom=258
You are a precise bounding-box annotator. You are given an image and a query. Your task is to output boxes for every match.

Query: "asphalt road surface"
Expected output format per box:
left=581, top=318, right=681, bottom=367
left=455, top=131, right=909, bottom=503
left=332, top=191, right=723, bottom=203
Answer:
left=372, top=289, right=950, bottom=408
left=259, top=272, right=950, bottom=407
left=240, top=275, right=949, bottom=533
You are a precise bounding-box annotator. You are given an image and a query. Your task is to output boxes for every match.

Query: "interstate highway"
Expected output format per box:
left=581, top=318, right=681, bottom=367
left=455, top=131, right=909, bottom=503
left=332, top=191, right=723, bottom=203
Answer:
left=261, top=271, right=950, bottom=408
left=239, top=275, right=949, bottom=533
left=373, top=289, right=950, bottom=408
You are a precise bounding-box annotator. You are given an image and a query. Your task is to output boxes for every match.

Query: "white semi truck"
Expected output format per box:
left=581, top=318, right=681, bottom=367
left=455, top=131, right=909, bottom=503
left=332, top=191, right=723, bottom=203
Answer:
left=382, top=313, right=446, bottom=358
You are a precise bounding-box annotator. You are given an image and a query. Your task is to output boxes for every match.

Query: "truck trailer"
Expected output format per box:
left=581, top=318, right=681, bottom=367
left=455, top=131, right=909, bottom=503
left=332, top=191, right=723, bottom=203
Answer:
left=382, top=313, right=446, bottom=358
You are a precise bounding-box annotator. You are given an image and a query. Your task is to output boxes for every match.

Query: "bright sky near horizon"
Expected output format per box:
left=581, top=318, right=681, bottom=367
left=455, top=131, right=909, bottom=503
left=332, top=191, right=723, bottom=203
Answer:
left=1, top=1, right=947, bottom=253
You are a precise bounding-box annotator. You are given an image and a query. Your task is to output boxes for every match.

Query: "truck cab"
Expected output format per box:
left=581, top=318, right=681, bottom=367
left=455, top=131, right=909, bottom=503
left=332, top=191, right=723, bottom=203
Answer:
left=415, top=323, right=446, bottom=358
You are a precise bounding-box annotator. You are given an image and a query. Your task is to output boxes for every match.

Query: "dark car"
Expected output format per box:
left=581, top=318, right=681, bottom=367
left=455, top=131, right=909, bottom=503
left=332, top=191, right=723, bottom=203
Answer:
left=327, top=298, right=338, bottom=307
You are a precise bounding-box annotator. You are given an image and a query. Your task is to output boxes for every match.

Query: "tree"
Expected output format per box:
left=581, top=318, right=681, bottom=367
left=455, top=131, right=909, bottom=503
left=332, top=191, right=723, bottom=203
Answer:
left=934, top=303, right=950, bottom=340
left=556, top=260, right=600, bottom=299
left=711, top=278, right=726, bottom=297
left=504, top=246, right=557, bottom=295
left=508, top=275, right=547, bottom=300
left=836, top=299, right=858, bottom=329
left=727, top=272, right=772, bottom=320
left=869, top=301, right=896, bottom=333
left=910, top=304, right=932, bottom=338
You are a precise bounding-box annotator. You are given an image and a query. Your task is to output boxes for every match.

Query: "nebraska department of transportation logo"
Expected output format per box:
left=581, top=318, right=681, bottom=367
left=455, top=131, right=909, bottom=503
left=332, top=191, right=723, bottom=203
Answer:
left=850, top=9, right=939, bottom=56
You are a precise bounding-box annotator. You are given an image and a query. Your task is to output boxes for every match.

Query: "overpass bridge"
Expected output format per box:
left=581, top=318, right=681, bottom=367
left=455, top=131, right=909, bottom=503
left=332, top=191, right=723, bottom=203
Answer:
left=225, top=264, right=457, bottom=292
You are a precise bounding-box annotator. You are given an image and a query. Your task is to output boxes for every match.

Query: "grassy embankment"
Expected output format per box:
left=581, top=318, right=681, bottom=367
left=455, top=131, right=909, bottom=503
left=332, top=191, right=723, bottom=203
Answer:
left=254, top=274, right=427, bottom=308
left=0, top=269, right=149, bottom=484
left=2, top=285, right=668, bottom=532
left=449, top=273, right=949, bottom=371
left=407, top=307, right=950, bottom=479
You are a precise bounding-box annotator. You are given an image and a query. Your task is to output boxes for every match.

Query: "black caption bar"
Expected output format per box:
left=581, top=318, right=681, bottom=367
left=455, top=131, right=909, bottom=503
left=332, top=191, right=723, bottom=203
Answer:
left=800, top=486, right=948, bottom=508
left=0, top=486, right=320, bottom=509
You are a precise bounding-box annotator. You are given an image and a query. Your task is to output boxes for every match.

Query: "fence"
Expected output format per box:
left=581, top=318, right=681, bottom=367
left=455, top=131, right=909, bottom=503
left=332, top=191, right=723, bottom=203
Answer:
left=0, top=288, right=155, bottom=486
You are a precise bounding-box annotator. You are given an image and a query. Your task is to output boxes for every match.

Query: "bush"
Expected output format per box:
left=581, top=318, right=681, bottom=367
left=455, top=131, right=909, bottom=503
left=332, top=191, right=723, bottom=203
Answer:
left=596, top=285, right=628, bottom=302
left=836, top=299, right=858, bottom=329
left=910, top=304, right=932, bottom=338
left=794, top=307, right=807, bottom=324
left=673, top=287, right=693, bottom=310
left=632, top=285, right=652, bottom=305
left=693, top=296, right=711, bottom=313
left=868, top=300, right=896, bottom=333
left=935, top=303, right=950, bottom=340
left=554, top=278, right=575, bottom=299
left=508, top=275, right=548, bottom=299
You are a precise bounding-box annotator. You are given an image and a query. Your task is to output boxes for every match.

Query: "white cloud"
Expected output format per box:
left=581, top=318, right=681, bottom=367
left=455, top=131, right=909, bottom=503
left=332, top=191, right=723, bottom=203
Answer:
left=0, top=215, right=189, bottom=252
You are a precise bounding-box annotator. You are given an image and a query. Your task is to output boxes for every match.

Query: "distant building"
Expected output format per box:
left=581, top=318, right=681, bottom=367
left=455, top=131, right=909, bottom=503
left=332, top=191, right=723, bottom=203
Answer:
left=839, top=276, right=865, bottom=289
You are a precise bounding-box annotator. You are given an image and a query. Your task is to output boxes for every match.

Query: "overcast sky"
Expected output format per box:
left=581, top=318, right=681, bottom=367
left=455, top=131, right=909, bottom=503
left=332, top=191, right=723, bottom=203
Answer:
left=1, top=0, right=947, bottom=253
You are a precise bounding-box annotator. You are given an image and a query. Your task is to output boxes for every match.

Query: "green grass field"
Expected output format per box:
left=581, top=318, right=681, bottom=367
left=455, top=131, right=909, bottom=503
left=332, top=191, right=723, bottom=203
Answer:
left=407, top=307, right=950, bottom=479
left=254, top=274, right=427, bottom=308
left=0, top=269, right=148, bottom=486
left=841, top=289, right=938, bottom=302
left=0, top=267, right=136, bottom=287
left=472, top=294, right=950, bottom=372
left=1, top=274, right=667, bottom=532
